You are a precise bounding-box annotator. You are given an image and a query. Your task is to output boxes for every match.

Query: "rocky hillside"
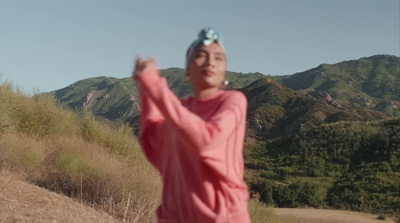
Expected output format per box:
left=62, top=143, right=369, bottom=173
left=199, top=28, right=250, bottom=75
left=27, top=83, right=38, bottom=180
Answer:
left=49, top=55, right=400, bottom=139
left=282, top=55, right=400, bottom=116
left=50, top=68, right=265, bottom=123
left=53, top=76, right=139, bottom=123
left=243, top=77, right=389, bottom=139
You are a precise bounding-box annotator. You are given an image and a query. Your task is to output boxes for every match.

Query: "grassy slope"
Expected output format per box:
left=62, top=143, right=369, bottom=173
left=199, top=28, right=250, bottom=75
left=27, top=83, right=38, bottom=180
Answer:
left=0, top=81, right=160, bottom=222
left=0, top=81, right=287, bottom=222
left=0, top=173, right=119, bottom=223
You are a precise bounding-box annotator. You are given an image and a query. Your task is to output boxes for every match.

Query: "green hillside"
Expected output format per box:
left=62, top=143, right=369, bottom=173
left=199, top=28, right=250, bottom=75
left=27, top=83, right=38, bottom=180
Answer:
left=53, top=76, right=140, bottom=123
left=50, top=55, right=400, bottom=137
left=50, top=68, right=265, bottom=123
left=243, top=77, right=389, bottom=140
left=282, top=55, right=400, bottom=115
left=245, top=118, right=400, bottom=216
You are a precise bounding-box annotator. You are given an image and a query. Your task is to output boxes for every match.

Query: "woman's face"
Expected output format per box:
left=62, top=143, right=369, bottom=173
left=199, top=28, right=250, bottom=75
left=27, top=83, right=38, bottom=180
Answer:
left=187, top=42, right=226, bottom=90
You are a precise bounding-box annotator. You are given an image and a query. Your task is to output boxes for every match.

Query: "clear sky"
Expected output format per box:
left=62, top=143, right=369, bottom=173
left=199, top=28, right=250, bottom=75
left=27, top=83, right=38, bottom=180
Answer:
left=1, top=0, right=399, bottom=93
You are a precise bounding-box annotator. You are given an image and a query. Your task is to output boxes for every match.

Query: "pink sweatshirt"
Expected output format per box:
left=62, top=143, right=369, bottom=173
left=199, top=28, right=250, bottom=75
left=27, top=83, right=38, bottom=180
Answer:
left=137, top=68, right=250, bottom=223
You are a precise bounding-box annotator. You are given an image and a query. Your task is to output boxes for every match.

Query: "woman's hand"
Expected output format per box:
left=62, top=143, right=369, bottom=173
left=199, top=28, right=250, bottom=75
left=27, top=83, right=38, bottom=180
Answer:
left=133, top=55, right=158, bottom=80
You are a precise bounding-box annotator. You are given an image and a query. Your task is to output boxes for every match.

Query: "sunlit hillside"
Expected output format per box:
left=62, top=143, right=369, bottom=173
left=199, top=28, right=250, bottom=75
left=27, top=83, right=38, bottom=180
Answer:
left=0, top=81, right=288, bottom=222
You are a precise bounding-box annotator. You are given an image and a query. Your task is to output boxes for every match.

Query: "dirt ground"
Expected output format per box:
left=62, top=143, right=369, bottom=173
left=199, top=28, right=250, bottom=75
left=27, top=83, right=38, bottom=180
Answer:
left=0, top=172, right=119, bottom=223
left=274, top=208, right=397, bottom=223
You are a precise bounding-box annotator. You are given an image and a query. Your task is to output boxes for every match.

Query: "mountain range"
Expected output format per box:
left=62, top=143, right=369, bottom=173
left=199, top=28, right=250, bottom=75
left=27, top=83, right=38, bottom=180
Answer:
left=46, top=54, right=400, bottom=215
left=49, top=54, right=400, bottom=140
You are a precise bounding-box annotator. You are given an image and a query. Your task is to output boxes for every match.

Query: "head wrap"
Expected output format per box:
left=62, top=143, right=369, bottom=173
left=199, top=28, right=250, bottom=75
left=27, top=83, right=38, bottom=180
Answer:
left=185, top=27, right=225, bottom=71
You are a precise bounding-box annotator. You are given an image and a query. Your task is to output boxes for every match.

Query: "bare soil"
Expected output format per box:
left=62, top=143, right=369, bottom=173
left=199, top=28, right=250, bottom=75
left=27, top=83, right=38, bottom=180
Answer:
left=274, top=208, right=397, bottom=223
left=0, top=173, right=120, bottom=223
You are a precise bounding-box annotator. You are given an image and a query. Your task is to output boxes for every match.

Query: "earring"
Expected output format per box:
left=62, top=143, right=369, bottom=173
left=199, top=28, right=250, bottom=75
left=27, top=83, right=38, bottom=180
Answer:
left=223, top=80, right=229, bottom=86
left=220, top=80, right=229, bottom=89
left=183, top=76, right=190, bottom=83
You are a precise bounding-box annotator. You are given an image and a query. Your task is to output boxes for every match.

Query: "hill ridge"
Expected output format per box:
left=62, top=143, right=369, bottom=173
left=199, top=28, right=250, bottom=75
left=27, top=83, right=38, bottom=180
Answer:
left=48, top=54, right=400, bottom=139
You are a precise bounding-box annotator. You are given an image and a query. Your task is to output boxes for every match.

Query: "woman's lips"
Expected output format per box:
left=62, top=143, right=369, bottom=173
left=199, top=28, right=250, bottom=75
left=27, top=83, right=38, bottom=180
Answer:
left=202, top=70, right=214, bottom=76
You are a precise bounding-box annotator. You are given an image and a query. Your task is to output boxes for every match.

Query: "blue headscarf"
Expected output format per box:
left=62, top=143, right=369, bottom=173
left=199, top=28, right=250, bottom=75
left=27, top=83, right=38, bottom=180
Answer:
left=185, top=27, right=225, bottom=71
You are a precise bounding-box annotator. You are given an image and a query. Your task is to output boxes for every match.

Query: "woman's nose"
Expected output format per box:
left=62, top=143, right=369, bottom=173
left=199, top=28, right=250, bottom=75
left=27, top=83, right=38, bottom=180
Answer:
left=205, top=56, right=214, bottom=67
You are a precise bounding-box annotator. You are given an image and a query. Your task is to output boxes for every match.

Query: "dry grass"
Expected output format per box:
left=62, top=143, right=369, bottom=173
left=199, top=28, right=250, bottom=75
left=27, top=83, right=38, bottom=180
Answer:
left=0, top=170, right=118, bottom=223
left=0, top=168, right=292, bottom=223
left=0, top=81, right=161, bottom=222
left=248, top=199, right=302, bottom=223
left=274, top=208, right=397, bottom=223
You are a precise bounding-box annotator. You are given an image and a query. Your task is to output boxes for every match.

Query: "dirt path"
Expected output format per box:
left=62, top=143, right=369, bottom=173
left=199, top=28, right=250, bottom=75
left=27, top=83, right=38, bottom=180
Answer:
left=0, top=173, right=120, bottom=223
left=274, top=208, right=396, bottom=223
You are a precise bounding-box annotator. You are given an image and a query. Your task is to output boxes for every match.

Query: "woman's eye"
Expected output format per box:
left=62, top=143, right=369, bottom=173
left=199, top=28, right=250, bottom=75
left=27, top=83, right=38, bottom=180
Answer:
left=195, top=53, right=205, bottom=58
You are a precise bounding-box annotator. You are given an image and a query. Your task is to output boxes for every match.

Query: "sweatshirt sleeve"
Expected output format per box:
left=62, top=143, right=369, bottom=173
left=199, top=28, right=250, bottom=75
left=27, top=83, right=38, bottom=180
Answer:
left=136, top=68, right=247, bottom=155
left=138, top=82, right=164, bottom=171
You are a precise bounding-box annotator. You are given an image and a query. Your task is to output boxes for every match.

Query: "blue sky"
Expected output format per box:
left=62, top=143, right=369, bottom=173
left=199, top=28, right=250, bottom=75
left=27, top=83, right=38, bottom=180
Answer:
left=1, top=0, right=399, bottom=93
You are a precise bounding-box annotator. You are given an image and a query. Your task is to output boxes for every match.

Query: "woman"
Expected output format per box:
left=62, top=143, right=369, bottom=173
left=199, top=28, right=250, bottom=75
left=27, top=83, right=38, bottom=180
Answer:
left=133, top=28, right=250, bottom=223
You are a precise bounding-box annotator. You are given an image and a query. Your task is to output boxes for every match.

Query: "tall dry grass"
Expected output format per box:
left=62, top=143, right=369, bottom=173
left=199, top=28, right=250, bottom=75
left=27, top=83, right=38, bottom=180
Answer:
left=0, top=81, right=160, bottom=222
left=0, top=80, right=296, bottom=223
left=248, top=199, right=302, bottom=223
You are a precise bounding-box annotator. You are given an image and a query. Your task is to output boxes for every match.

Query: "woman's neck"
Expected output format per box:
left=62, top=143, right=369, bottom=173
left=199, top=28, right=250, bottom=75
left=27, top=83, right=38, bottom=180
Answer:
left=193, top=87, right=220, bottom=100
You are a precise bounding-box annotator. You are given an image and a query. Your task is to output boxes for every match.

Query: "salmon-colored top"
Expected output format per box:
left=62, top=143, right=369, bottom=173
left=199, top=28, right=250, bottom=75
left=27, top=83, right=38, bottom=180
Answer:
left=137, top=68, right=250, bottom=223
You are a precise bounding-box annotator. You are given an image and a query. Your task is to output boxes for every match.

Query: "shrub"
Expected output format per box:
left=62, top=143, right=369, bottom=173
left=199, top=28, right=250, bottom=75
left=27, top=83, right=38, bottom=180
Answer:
left=377, top=214, right=387, bottom=220
left=248, top=199, right=276, bottom=223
